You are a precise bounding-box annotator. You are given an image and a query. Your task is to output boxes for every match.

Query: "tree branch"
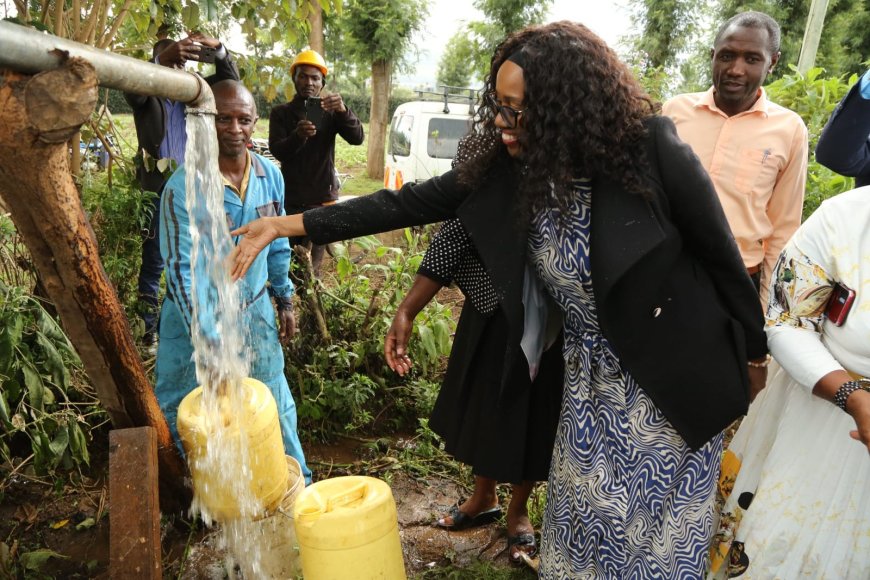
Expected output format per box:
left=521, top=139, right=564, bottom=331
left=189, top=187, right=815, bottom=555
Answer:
left=97, top=0, right=135, bottom=48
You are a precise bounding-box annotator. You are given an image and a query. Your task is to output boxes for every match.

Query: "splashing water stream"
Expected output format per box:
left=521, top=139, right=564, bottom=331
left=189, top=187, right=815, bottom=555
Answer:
left=182, top=108, right=291, bottom=577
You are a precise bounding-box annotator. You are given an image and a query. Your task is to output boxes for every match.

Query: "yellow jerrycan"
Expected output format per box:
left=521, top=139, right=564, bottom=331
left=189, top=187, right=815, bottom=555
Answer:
left=176, top=377, right=289, bottom=520
left=294, top=476, right=406, bottom=579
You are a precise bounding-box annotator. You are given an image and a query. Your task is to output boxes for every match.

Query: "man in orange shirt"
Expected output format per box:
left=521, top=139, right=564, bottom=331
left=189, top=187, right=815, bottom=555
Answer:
left=662, top=11, right=807, bottom=303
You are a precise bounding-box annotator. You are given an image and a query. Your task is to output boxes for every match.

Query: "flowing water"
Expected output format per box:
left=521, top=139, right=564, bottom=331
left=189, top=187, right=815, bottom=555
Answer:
left=182, top=108, right=294, bottom=577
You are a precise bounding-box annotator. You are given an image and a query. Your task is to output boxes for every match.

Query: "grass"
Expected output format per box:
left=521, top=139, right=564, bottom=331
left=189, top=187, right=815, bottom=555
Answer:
left=110, top=113, right=383, bottom=196
left=414, top=561, right=537, bottom=579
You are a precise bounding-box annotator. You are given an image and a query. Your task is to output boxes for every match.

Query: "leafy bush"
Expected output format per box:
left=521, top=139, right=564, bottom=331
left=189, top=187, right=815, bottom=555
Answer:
left=287, top=229, right=455, bottom=438
left=765, top=66, right=858, bottom=218
left=79, top=165, right=155, bottom=330
left=0, top=281, right=103, bottom=480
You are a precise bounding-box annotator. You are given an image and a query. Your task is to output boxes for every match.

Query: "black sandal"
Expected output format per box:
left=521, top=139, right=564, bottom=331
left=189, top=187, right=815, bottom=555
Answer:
left=435, top=504, right=502, bottom=530
left=507, top=532, right=537, bottom=565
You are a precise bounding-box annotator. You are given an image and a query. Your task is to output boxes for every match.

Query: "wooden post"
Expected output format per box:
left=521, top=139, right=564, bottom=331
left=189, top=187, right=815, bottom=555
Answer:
left=109, top=427, right=162, bottom=579
left=797, top=0, right=830, bottom=75
left=0, top=59, right=189, bottom=509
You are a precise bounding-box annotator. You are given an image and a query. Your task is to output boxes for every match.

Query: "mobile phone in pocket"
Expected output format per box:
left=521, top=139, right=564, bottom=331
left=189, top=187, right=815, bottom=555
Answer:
left=826, top=282, right=856, bottom=326
left=305, top=96, right=323, bottom=130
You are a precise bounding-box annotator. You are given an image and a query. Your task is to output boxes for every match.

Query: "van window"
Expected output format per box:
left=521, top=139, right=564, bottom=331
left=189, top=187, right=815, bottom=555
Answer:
left=389, top=114, right=414, bottom=157
left=427, top=118, right=472, bottom=159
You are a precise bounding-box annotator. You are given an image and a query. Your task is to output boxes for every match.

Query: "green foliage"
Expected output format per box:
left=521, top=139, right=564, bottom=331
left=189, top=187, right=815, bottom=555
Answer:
left=0, top=281, right=102, bottom=478
left=79, top=164, right=155, bottom=323
left=437, top=0, right=551, bottom=83
left=437, top=31, right=475, bottom=88
left=415, top=561, right=535, bottom=579
left=716, top=0, right=869, bottom=81
left=342, top=0, right=429, bottom=65
left=629, top=0, right=704, bottom=70
left=288, top=230, right=454, bottom=438
left=765, top=66, right=857, bottom=218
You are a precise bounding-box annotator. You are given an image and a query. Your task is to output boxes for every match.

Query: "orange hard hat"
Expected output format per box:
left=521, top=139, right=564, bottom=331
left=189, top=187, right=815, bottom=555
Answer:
left=290, top=49, right=328, bottom=77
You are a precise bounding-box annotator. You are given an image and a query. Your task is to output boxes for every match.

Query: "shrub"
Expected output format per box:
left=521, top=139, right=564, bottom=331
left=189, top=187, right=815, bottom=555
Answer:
left=78, top=164, right=155, bottom=330
left=287, top=229, right=455, bottom=438
left=765, top=67, right=858, bottom=218
left=0, top=279, right=103, bottom=480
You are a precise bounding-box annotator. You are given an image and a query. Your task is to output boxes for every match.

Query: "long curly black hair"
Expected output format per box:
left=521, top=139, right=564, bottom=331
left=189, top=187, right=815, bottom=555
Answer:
left=457, top=21, right=658, bottom=217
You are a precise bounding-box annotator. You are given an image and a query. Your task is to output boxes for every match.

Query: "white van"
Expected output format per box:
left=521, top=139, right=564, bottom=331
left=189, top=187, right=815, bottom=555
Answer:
left=383, top=92, right=476, bottom=189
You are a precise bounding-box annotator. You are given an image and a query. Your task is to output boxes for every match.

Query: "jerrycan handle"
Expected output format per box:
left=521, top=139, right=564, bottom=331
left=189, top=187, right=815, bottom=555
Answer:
left=325, top=481, right=367, bottom=512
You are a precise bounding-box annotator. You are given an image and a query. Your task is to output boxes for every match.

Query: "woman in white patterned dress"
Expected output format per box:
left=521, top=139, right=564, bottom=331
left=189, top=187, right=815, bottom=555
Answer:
left=230, top=21, right=768, bottom=578
left=709, top=186, right=870, bottom=579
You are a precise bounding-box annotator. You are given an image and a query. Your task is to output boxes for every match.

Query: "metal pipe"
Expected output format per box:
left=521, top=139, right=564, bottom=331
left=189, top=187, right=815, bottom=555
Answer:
left=0, top=20, right=205, bottom=105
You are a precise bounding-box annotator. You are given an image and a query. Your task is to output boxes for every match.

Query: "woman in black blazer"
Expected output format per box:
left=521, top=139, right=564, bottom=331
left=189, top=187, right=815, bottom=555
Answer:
left=386, top=134, right=563, bottom=564
left=232, top=21, right=767, bottom=578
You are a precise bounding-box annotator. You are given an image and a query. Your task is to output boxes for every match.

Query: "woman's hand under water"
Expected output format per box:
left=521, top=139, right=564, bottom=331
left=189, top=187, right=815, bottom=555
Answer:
left=229, top=216, right=300, bottom=280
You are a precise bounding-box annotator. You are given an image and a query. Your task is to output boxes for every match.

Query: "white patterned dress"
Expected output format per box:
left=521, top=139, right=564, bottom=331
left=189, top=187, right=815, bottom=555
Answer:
left=529, top=180, right=724, bottom=579
left=708, top=187, right=870, bottom=579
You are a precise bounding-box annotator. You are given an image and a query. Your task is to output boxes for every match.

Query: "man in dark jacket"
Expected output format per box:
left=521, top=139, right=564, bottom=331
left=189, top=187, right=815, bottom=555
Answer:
left=816, top=68, right=870, bottom=188
left=268, top=49, right=364, bottom=273
left=125, top=33, right=239, bottom=346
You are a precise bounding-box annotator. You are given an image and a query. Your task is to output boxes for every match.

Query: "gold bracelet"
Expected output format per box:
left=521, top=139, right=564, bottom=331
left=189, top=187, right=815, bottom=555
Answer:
left=747, top=354, right=772, bottom=368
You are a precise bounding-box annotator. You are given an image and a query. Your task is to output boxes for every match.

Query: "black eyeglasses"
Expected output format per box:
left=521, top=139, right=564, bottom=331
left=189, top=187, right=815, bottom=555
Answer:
left=486, top=93, right=525, bottom=128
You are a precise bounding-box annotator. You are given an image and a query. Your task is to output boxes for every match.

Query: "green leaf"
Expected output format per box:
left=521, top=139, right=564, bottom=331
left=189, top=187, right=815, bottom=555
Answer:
left=19, top=549, right=68, bottom=571
left=22, top=363, right=44, bottom=413
left=180, top=4, right=200, bottom=30
left=48, top=426, right=70, bottom=467
left=68, top=421, right=90, bottom=466
left=417, top=325, right=436, bottom=360
left=0, top=392, right=10, bottom=428
left=75, top=517, right=96, bottom=530
left=33, top=430, right=52, bottom=474
left=36, top=332, right=68, bottom=390
left=432, top=318, right=452, bottom=353
left=336, top=256, right=352, bottom=279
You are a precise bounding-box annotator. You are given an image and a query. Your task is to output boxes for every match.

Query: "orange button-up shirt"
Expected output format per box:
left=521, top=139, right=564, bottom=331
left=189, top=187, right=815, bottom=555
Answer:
left=662, top=87, right=808, bottom=302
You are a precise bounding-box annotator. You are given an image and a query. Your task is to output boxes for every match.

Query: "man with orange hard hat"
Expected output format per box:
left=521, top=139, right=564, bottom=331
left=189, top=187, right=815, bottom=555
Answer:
left=269, top=49, right=364, bottom=274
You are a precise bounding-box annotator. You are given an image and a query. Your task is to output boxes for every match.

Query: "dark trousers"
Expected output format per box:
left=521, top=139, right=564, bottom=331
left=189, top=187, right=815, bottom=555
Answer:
left=138, top=191, right=164, bottom=339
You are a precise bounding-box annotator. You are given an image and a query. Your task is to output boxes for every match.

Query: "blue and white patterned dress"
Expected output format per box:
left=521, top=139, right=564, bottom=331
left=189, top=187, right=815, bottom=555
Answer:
left=529, top=180, right=724, bottom=579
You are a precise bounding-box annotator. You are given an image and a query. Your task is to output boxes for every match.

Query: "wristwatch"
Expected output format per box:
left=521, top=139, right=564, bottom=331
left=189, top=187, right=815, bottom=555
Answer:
left=833, top=378, right=870, bottom=411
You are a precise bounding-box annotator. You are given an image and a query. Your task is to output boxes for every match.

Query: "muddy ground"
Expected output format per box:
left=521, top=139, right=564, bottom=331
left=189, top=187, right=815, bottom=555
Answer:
left=0, top=432, right=536, bottom=579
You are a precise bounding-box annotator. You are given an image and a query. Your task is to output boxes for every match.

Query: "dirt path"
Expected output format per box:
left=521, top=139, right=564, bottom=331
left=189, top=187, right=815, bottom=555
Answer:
left=1, top=434, right=535, bottom=578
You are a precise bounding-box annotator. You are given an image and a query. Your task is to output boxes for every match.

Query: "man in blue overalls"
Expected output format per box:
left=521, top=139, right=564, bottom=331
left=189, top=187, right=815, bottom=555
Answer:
left=155, top=80, right=311, bottom=484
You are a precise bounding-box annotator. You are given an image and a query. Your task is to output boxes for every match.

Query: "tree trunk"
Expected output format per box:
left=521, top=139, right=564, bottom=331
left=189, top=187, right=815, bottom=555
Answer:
left=0, top=61, right=189, bottom=510
left=308, top=0, right=324, bottom=55
left=367, top=58, right=391, bottom=180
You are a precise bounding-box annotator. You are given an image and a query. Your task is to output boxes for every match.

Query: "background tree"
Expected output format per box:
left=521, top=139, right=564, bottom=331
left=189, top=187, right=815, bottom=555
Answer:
left=435, top=0, right=551, bottom=85
left=716, top=0, right=868, bottom=80
left=629, top=0, right=703, bottom=70
left=627, top=0, right=866, bottom=98
left=343, top=0, right=429, bottom=179
left=309, top=0, right=325, bottom=53
left=436, top=31, right=474, bottom=88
